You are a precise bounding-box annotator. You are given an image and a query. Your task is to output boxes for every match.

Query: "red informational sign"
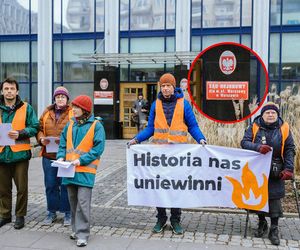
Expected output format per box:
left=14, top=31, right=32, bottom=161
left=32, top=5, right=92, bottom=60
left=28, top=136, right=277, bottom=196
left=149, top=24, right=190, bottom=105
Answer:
left=94, top=91, right=113, bottom=98
left=206, top=81, right=249, bottom=100
left=94, top=91, right=114, bottom=105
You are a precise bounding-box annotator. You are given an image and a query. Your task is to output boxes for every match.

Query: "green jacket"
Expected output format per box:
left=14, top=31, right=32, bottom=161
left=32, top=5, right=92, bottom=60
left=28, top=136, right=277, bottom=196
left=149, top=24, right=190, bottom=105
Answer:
left=57, top=115, right=106, bottom=188
left=0, top=96, right=39, bottom=163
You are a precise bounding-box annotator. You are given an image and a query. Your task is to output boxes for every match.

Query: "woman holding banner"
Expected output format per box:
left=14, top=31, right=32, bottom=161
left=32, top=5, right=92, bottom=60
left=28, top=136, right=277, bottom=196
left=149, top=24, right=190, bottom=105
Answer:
left=241, top=102, right=295, bottom=246
left=127, top=73, right=206, bottom=235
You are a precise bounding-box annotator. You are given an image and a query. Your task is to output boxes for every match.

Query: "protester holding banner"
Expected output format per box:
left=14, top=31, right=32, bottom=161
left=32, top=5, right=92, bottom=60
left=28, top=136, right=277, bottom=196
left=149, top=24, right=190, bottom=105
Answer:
left=57, top=95, right=105, bottom=247
left=37, top=86, right=72, bottom=226
left=241, top=102, right=295, bottom=246
left=128, top=73, right=206, bottom=235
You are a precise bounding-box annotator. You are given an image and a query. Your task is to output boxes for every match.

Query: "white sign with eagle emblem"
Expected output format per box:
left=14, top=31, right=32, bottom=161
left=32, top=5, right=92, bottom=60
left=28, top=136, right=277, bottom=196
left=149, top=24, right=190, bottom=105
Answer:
left=219, top=50, right=236, bottom=75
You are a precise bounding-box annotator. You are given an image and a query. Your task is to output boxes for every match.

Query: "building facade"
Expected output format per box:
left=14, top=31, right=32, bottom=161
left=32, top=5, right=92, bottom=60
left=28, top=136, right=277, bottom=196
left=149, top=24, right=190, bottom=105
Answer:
left=0, top=0, right=300, bottom=138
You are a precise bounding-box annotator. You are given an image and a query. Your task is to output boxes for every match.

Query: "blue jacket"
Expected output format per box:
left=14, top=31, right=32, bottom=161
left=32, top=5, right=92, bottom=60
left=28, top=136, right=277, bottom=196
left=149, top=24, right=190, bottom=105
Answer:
left=136, top=88, right=206, bottom=143
left=241, top=116, right=295, bottom=199
left=57, top=115, right=106, bottom=188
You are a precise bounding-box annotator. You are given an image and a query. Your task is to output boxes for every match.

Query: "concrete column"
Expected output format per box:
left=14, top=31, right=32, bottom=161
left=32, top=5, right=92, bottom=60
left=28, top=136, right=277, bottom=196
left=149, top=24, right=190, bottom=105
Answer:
left=175, top=0, right=191, bottom=52
left=37, top=0, right=52, bottom=116
left=252, top=0, right=270, bottom=69
left=252, top=0, right=270, bottom=118
left=105, top=0, right=119, bottom=54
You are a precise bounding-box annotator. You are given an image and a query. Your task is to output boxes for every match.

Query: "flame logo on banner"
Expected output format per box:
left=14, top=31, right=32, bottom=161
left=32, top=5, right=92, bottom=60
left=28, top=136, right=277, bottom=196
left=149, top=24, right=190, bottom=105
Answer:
left=225, top=163, right=268, bottom=211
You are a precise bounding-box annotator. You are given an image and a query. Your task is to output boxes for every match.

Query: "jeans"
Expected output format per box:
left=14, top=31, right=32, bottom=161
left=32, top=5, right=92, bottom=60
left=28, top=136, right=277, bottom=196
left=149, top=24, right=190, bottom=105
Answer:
left=42, top=157, right=70, bottom=213
left=156, top=207, right=181, bottom=224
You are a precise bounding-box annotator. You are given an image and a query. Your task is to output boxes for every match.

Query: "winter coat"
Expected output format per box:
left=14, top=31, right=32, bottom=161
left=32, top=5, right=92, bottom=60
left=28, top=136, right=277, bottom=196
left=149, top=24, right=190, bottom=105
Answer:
left=241, top=116, right=295, bottom=199
left=57, top=115, right=105, bottom=188
left=136, top=88, right=206, bottom=143
left=132, top=99, right=148, bottom=123
left=0, top=95, right=39, bottom=163
left=37, top=104, right=72, bottom=159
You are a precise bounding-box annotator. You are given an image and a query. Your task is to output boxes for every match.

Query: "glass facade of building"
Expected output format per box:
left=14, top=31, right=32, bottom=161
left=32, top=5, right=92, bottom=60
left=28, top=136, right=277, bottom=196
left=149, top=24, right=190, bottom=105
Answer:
left=269, top=0, right=300, bottom=108
left=0, top=0, right=299, bottom=110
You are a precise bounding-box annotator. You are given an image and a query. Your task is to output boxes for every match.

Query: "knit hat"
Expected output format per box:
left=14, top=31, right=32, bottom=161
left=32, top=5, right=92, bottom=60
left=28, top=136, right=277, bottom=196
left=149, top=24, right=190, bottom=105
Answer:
left=53, top=86, right=69, bottom=100
left=159, top=73, right=176, bottom=88
left=72, top=95, right=93, bottom=113
left=261, top=102, right=280, bottom=116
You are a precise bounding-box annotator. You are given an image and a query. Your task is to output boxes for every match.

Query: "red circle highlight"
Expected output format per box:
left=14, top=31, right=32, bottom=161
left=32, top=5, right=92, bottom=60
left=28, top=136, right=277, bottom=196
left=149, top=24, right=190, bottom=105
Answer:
left=187, top=42, right=269, bottom=124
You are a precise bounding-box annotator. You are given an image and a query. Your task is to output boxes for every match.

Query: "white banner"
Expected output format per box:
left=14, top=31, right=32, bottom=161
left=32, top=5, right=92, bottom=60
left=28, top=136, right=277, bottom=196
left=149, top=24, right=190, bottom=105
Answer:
left=127, top=144, right=272, bottom=212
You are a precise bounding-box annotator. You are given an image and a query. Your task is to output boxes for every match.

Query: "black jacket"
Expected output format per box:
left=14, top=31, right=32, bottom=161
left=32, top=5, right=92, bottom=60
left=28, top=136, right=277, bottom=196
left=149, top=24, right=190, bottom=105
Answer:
left=241, top=116, right=295, bottom=199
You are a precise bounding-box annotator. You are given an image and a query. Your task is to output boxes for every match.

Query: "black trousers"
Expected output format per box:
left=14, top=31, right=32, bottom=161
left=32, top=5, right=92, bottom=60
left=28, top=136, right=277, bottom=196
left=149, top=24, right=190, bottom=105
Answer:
left=156, top=207, right=181, bottom=223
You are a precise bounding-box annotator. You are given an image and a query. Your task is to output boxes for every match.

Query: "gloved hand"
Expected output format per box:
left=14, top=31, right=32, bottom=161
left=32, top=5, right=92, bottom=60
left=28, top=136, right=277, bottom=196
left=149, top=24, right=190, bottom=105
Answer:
left=279, top=169, right=294, bottom=180
left=199, top=139, right=207, bottom=146
left=258, top=145, right=272, bottom=154
left=127, top=138, right=138, bottom=148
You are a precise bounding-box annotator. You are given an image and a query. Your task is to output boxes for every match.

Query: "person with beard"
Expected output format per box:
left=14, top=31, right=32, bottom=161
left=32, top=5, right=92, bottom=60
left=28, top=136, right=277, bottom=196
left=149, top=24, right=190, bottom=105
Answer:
left=127, top=73, right=206, bottom=235
left=0, top=78, right=39, bottom=229
left=56, top=95, right=105, bottom=247
left=241, top=102, right=295, bottom=246
left=37, top=86, right=72, bottom=226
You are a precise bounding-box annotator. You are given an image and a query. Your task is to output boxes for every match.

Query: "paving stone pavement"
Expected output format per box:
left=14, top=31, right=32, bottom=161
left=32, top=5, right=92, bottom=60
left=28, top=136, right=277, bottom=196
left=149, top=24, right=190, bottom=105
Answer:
left=1, top=140, right=300, bottom=250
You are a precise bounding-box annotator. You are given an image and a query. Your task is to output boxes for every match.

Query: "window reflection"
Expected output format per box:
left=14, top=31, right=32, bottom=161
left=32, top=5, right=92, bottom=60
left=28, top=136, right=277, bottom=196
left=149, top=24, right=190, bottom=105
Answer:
left=192, top=0, right=201, bottom=28
left=130, top=0, right=165, bottom=30
left=63, top=40, right=94, bottom=81
left=0, top=0, right=31, bottom=35
left=203, top=0, right=240, bottom=28
left=63, top=0, right=95, bottom=33
left=282, top=33, right=300, bottom=80
left=0, top=42, right=29, bottom=82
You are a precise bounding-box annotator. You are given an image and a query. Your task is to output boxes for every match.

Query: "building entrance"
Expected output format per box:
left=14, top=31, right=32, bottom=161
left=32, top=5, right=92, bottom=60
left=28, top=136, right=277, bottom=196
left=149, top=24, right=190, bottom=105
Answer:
left=120, top=83, right=157, bottom=139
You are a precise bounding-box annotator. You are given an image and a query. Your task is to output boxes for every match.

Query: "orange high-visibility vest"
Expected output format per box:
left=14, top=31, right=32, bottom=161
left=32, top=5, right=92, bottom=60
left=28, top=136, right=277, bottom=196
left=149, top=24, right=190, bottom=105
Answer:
left=252, top=122, right=289, bottom=158
left=0, top=102, right=31, bottom=152
left=66, top=120, right=99, bottom=174
left=153, top=98, right=188, bottom=144
left=42, top=109, right=73, bottom=134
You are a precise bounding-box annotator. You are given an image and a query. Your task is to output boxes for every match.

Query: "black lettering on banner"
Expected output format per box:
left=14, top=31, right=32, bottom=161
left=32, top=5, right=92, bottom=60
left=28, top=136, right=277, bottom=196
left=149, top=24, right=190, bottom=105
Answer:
left=133, top=176, right=223, bottom=191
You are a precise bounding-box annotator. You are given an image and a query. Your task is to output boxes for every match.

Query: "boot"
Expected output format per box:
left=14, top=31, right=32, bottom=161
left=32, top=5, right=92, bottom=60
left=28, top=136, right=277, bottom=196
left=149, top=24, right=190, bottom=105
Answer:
left=254, top=220, right=268, bottom=237
left=268, top=225, right=280, bottom=246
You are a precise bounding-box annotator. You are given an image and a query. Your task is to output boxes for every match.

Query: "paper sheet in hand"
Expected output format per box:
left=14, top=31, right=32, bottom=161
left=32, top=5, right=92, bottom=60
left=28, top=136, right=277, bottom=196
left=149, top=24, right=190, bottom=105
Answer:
left=0, top=123, right=15, bottom=146
left=51, top=161, right=75, bottom=178
left=45, top=136, right=59, bottom=153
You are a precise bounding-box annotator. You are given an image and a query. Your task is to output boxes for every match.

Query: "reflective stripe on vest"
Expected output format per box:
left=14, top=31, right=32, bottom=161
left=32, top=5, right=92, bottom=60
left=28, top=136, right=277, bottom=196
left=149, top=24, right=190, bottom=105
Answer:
left=66, top=120, right=99, bottom=174
left=153, top=98, right=188, bottom=144
left=0, top=102, right=31, bottom=153
left=252, top=122, right=289, bottom=158
left=43, top=109, right=73, bottom=134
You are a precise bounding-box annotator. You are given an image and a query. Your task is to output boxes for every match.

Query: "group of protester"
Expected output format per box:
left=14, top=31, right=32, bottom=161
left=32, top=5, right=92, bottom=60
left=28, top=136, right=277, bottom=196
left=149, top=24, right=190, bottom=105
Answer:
left=0, top=78, right=105, bottom=247
left=0, top=73, right=295, bottom=247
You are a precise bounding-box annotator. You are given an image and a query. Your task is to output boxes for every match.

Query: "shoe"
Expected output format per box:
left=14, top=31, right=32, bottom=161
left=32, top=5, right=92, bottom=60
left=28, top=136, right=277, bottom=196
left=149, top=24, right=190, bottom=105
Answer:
left=268, top=225, right=280, bottom=246
left=70, top=232, right=77, bottom=240
left=254, top=220, right=268, bottom=237
left=42, top=212, right=57, bottom=226
left=14, top=216, right=24, bottom=229
left=170, top=221, right=183, bottom=235
left=152, top=221, right=167, bottom=233
left=76, top=239, right=88, bottom=247
left=63, top=212, right=71, bottom=226
left=0, top=217, right=11, bottom=227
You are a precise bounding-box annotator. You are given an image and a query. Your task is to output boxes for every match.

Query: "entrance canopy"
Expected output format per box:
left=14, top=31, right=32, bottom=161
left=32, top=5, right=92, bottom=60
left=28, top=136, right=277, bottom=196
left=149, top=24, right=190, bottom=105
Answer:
left=76, top=51, right=199, bottom=65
